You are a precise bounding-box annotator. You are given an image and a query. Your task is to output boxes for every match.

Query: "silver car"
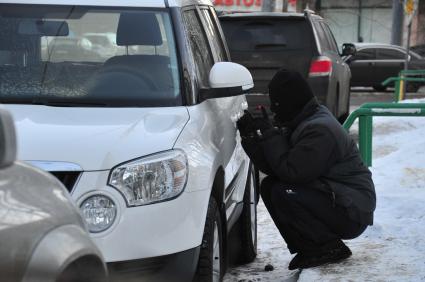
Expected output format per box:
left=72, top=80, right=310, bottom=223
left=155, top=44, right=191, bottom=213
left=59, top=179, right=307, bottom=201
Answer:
left=0, top=109, right=107, bottom=282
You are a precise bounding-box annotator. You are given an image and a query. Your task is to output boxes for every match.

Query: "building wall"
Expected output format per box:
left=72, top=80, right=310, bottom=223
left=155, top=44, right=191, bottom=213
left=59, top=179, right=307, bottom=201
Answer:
left=320, top=0, right=392, bottom=46
left=413, top=0, right=425, bottom=46
left=213, top=0, right=424, bottom=48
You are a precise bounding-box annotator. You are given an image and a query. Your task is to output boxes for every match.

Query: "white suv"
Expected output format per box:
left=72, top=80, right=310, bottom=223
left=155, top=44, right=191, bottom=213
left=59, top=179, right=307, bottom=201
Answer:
left=1, top=0, right=258, bottom=281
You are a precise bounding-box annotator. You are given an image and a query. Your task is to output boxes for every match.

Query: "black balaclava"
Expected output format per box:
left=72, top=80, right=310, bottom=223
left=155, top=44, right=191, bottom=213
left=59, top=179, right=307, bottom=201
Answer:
left=268, top=69, right=315, bottom=123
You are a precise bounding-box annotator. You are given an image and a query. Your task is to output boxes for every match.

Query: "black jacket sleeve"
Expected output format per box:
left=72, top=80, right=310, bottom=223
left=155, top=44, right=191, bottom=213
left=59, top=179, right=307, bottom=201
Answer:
left=259, top=124, right=339, bottom=184
left=241, top=136, right=275, bottom=176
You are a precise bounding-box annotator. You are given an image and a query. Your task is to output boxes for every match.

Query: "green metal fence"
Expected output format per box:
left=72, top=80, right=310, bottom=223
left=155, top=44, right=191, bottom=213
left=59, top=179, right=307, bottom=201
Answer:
left=343, top=102, right=425, bottom=166
left=382, top=69, right=425, bottom=102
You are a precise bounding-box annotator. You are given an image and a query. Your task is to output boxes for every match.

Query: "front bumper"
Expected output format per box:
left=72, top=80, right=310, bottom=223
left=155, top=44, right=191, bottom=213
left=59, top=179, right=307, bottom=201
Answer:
left=108, top=246, right=200, bottom=282
left=72, top=171, right=211, bottom=262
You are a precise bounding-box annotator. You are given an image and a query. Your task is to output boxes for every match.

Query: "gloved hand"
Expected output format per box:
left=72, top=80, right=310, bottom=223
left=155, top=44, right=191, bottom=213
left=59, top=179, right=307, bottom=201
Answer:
left=237, top=107, right=274, bottom=137
left=237, top=110, right=256, bottom=138
left=252, top=106, right=273, bottom=135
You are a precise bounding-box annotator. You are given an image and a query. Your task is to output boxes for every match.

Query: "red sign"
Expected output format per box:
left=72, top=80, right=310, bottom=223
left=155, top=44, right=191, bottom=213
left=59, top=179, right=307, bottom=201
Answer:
left=214, top=0, right=262, bottom=7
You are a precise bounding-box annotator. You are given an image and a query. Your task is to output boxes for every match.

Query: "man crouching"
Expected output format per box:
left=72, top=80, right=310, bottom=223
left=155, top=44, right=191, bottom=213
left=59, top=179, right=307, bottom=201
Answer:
left=237, top=69, right=376, bottom=270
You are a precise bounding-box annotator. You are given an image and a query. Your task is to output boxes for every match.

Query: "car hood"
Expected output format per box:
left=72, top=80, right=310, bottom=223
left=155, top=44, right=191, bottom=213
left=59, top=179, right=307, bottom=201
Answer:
left=5, top=105, right=189, bottom=171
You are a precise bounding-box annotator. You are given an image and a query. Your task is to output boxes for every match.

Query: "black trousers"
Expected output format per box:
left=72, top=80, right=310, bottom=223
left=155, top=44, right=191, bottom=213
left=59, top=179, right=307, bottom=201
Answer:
left=261, top=176, right=367, bottom=254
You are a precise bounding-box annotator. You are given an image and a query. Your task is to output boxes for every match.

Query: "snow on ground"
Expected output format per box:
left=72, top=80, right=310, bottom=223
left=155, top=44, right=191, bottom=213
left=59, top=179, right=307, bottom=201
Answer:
left=224, top=98, right=425, bottom=282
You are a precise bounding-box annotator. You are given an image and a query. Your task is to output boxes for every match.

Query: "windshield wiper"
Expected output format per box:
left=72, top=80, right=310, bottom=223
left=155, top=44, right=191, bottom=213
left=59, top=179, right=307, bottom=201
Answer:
left=0, top=98, right=109, bottom=107
left=40, top=100, right=109, bottom=107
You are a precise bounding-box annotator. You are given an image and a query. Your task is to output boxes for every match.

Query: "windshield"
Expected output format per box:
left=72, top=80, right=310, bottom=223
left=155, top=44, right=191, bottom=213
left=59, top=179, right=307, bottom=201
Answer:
left=0, top=5, right=181, bottom=107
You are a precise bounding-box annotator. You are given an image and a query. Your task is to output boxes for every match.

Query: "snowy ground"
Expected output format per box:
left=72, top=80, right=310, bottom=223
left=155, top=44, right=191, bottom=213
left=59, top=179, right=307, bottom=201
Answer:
left=224, top=98, right=425, bottom=282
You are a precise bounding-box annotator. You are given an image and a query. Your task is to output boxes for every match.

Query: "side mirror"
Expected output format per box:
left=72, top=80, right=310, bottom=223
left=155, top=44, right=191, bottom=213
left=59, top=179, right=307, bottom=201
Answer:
left=201, top=62, right=254, bottom=100
left=0, top=109, right=17, bottom=168
left=342, top=43, right=356, bottom=57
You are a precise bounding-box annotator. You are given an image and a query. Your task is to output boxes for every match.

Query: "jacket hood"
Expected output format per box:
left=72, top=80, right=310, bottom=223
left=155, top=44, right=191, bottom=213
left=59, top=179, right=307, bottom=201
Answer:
left=5, top=105, right=189, bottom=170
left=268, top=69, right=315, bottom=123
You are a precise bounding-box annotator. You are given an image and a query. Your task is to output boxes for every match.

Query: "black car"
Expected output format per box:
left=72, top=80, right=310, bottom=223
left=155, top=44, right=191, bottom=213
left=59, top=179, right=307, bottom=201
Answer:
left=219, top=10, right=355, bottom=122
left=346, top=43, right=425, bottom=92
left=412, top=44, right=425, bottom=57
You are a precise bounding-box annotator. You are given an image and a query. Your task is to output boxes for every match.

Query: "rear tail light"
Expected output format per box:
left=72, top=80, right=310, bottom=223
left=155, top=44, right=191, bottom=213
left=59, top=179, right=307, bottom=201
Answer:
left=309, top=56, right=332, bottom=77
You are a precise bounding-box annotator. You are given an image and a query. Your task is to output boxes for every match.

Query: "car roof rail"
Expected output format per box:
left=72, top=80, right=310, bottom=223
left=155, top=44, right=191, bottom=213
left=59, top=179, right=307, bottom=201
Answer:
left=304, top=9, right=315, bottom=17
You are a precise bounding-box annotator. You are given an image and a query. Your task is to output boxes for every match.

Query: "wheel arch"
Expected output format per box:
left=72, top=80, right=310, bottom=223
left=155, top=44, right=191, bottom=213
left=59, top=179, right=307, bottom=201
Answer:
left=22, top=225, right=107, bottom=282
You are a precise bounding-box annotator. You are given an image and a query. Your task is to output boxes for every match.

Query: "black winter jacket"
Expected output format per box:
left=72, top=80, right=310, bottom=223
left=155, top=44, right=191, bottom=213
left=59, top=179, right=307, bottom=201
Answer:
left=242, top=98, right=376, bottom=225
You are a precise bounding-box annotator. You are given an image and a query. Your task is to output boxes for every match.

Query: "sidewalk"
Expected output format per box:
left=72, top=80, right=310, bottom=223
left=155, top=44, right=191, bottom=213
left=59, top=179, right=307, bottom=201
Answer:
left=224, top=98, right=425, bottom=282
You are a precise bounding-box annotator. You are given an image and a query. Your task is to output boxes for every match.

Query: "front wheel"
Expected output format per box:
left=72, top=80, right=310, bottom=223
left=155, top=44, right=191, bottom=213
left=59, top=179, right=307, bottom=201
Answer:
left=406, top=82, right=420, bottom=93
left=194, top=197, right=223, bottom=282
left=373, top=85, right=387, bottom=92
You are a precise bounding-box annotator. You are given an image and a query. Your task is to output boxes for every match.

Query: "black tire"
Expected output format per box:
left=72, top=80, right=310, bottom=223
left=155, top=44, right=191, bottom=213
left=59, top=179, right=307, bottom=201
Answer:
left=373, top=85, right=387, bottom=92
left=406, top=82, right=420, bottom=93
left=254, top=167, right=260, bottom=204
left=194, top=197, right=223, bottom=282
left=238, top=166, right=258, bottom=264
left=338, top=85, right=351, bottom=124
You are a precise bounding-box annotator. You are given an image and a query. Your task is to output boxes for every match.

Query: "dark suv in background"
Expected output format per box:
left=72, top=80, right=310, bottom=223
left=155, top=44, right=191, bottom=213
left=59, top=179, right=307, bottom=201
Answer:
left=219, top=10, right=355, bottom=122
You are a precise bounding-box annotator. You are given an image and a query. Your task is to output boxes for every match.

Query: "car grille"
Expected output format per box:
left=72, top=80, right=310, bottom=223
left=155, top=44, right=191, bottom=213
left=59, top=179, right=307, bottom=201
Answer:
left=50, top=171, right=81, bottom=193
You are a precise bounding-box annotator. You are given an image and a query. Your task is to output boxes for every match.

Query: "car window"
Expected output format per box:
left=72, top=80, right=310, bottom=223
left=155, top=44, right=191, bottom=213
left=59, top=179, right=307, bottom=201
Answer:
left=313, top=21, right=332, bottom=52
left=199, top=8, right=227, bottom=62
left=221, top=18, right=312, bottom=52
left=377, top=48, right=405, bottom=60
left=354, top=49, right=376, bottom=60
left=183, top=9, right=214, bottom=88
left=321, top=22, right=339, bottom=53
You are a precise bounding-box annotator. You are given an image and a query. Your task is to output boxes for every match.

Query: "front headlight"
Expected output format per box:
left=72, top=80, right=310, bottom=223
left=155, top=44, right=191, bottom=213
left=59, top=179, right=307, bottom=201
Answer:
left=108, top=150, right=188, bottom=206
left=80, top=194, right=117, bottom=233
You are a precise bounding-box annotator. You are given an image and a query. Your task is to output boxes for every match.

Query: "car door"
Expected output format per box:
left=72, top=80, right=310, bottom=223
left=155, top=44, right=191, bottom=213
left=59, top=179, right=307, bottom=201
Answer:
left=199, top=6, right=249, bottom=220
left=375, top=48, right=406, bottom=84
left=348, top=48, right=377, bottom=87
left=183, top=7, right=248, bottom=223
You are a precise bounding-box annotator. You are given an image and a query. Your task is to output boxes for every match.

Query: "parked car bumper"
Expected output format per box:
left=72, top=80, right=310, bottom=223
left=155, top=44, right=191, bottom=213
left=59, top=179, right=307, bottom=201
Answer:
left=108, top=246, right=200, bottom=282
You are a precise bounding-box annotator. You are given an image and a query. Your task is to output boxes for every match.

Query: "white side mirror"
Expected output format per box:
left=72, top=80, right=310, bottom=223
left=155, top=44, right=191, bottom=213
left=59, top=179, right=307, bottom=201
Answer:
left=209, top=62, right=253, bottom=91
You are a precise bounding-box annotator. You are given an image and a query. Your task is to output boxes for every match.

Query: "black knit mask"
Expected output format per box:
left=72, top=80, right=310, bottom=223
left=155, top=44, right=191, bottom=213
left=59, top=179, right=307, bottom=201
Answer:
left=268, top=69, right=315, bottom=123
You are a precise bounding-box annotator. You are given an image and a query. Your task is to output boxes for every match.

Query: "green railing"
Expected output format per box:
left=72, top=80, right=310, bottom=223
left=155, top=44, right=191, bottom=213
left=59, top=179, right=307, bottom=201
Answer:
left=382, top=69, right=425, bottom=102
left=343, top=102, right=425, bottom=166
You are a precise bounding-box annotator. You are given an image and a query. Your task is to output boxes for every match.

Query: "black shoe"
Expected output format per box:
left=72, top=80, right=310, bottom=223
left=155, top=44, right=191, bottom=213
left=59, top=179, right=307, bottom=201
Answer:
left=288, top=242, right=352, bottom=270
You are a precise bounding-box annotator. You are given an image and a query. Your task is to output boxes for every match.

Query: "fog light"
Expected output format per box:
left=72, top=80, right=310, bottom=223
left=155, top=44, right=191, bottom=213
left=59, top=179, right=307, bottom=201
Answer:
left=80, top=195, right=117, bottom=233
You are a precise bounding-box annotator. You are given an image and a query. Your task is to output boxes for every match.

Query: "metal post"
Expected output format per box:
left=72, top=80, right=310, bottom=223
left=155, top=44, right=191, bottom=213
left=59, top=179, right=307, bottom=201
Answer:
left=357, top=0, right=363, bottom=42
left=395, top=79, right=401, bottom=102
left=358, top=115, right=373, bottom=167
left=403, top=22, right=412, bottom=96
left=391, top=0, right=404, bottom=45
